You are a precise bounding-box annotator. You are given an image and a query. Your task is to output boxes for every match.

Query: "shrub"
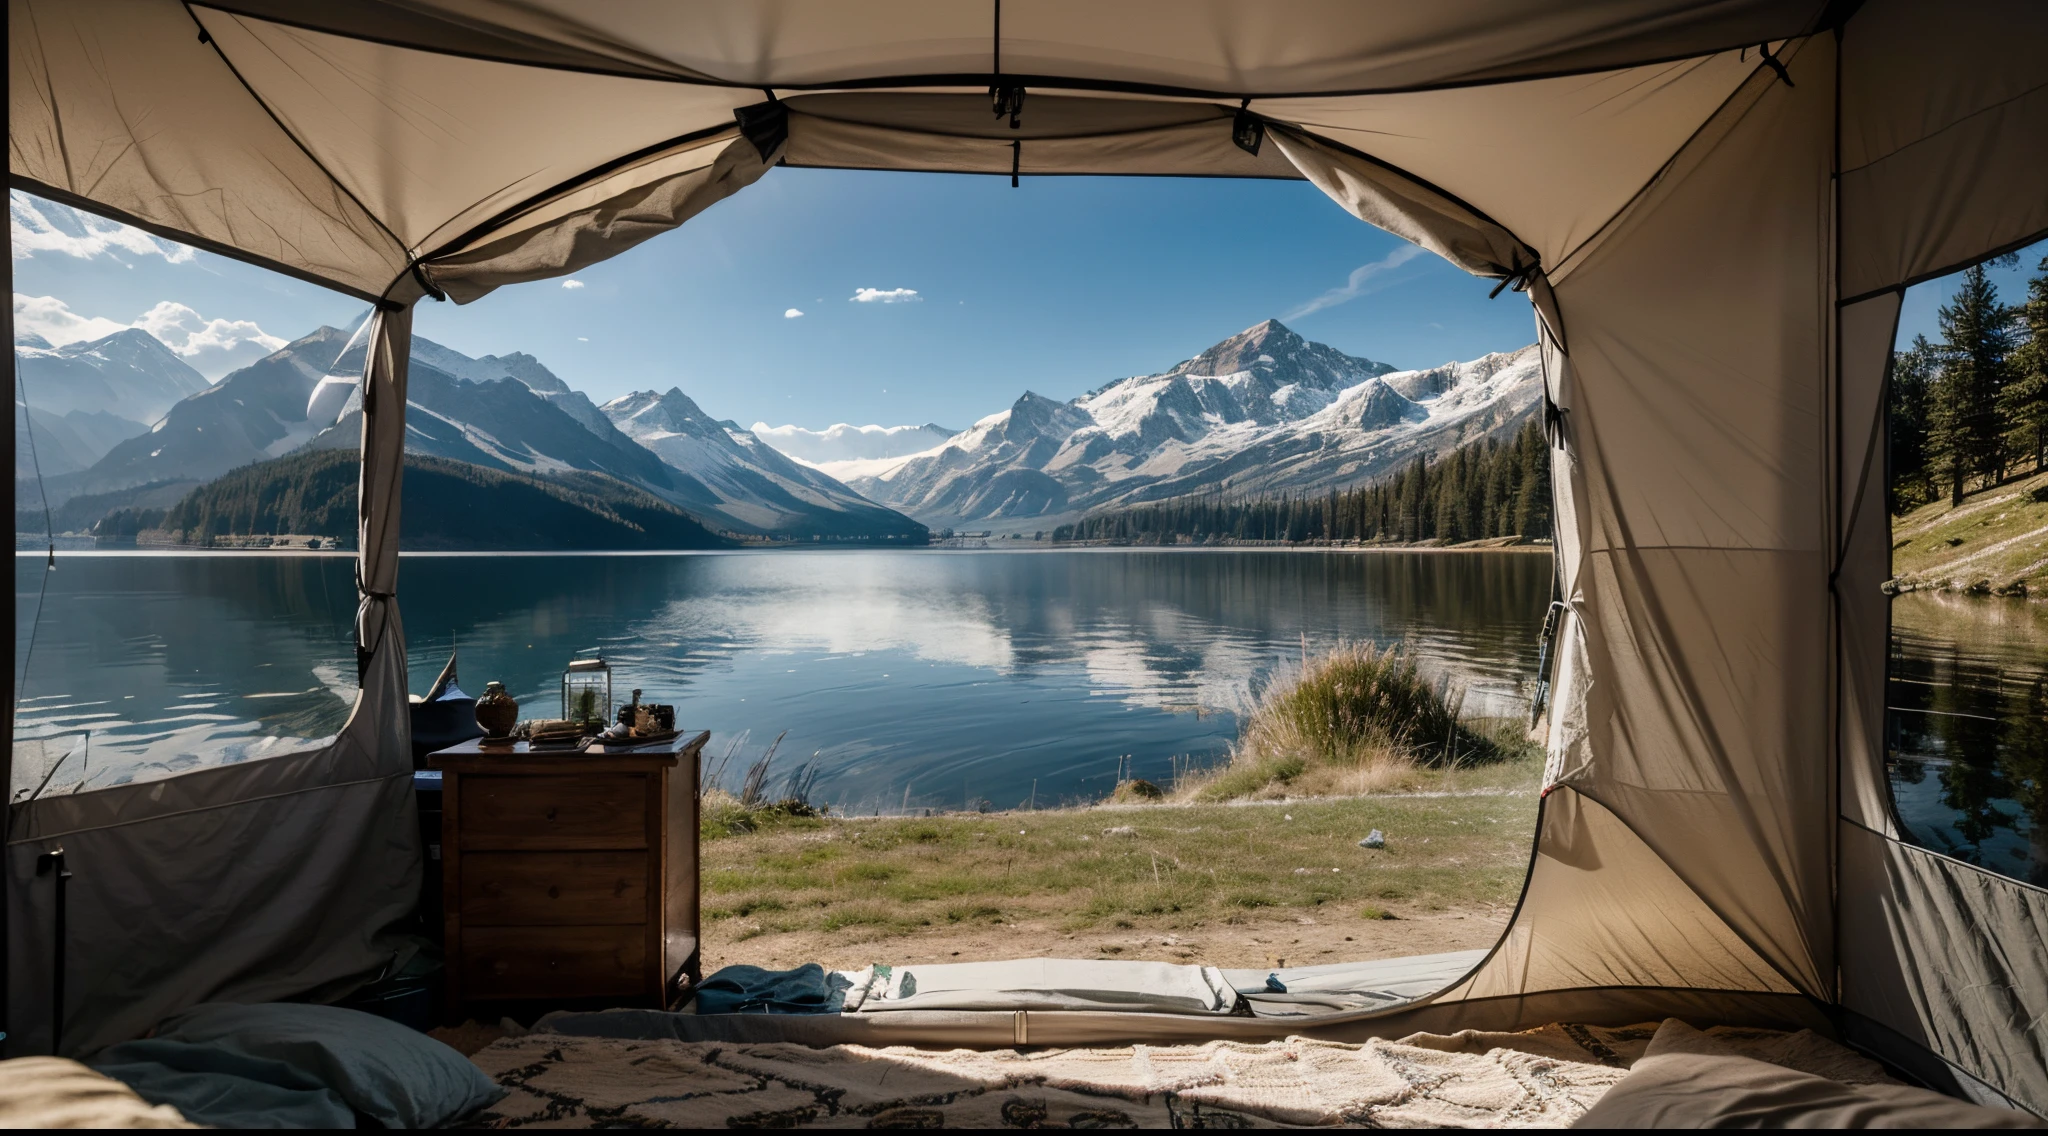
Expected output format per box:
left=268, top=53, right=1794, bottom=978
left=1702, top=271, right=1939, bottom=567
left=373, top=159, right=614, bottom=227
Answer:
left=1184, top=641, right=1520, bottom=801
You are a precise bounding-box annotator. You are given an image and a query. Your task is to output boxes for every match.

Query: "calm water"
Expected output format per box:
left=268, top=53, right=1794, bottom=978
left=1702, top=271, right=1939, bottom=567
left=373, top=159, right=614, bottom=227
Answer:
left=19, top=551, right=2036, bottom=871
left=1886, top=593, right=2048, bottom=886
left=13, top=550, right=1550, bottom=810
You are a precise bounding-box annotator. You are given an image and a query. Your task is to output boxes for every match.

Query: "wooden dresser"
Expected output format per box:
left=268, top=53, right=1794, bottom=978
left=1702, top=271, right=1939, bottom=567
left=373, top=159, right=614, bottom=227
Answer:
left=429, top=732, right=708, bottom=1016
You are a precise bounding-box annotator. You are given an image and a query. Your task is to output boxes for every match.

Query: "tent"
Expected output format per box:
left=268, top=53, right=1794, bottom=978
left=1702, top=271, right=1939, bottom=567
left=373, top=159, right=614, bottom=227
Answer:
left=7, top=0, right=2045, bottom=1116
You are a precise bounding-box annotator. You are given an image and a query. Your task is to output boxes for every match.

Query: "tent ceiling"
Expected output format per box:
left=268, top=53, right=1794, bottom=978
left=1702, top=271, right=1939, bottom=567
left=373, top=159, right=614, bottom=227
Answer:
left=201, top=0, right=1828, bottom=94
left=195, top=9, right=759, bottom=257
left=12, top=0, right=1843, bottom=302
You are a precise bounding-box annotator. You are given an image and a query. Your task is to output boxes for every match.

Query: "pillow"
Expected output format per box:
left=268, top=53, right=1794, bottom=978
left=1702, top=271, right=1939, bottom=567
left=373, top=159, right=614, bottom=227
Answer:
left=92, top=1002, right=504, bottom=1129
left=1573, top=1020, right=2043, bottom=1129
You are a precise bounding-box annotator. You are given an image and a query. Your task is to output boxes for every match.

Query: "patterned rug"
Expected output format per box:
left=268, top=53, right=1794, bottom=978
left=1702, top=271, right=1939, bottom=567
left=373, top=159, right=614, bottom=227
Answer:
left=464, top=1022, right=1667, bottom=1128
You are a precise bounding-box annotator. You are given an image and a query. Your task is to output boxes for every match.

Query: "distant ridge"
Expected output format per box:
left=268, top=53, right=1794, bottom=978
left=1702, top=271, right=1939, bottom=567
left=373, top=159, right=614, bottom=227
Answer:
left=101, top=449, right=733, bottom=551
left=845, top=319, right=1541, bottom=532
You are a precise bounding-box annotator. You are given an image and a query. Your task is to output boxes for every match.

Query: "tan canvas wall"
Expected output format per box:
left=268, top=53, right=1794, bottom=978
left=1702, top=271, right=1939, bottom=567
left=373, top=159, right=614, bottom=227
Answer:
left=1840, top=825, right=2048, bottom=1114
left=1442, top=790, right=1796, bottom=1000
left=1838, top=0, right=2048, bottom=299
left=3, top=305, right=420, bottom=1059
left=1835, top=293, right=1902, bottom=837
left=1531, top=39, right=1837, bottom=999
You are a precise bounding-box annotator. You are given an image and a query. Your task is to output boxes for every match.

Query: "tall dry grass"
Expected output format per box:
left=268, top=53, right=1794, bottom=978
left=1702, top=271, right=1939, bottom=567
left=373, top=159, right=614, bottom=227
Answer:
left=1182, top=640, right=1517, bottom=800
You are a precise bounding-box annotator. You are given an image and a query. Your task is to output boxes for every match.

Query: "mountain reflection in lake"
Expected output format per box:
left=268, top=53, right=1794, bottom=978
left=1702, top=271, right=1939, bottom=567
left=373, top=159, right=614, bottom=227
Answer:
left=1886, top=593, right=2048, bottom=887
left=13, top=550, right=1548, bottom=809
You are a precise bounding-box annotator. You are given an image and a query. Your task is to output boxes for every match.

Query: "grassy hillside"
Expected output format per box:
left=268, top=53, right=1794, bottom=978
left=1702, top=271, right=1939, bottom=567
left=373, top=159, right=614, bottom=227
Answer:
left=1890, top=466, right=2048, bottom=596
left=99, top=449, right=734, bottom=551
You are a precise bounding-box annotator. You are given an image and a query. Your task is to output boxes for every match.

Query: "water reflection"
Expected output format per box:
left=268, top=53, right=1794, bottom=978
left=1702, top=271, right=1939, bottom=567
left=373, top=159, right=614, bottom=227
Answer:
left=1886, top=593, right=2048, bottom=886
left=16, top=550, right=1551, bottom=807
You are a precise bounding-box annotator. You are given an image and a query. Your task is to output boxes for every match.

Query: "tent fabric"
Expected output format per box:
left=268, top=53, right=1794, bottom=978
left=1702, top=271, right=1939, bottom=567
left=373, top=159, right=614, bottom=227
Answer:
left=1445, top=790, right=1797, bottom=1001
left=1839, top=825, right=2048, bottom=1116
left=9, top=0, right=2048, bottom=1114
left=3, top=305, right=421, bottom=1059
left=1525, top=37, right=1837, bottom=999
left=1834, top=292, right=1902, bottom=838
left=1836, top=0, right=2048, bottom=299
left=178, top=0, right=1831, bottom=93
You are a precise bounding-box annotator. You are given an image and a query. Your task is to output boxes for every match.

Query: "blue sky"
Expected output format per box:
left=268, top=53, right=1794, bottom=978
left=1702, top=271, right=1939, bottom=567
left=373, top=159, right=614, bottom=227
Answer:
left=12, top=179, right=2044, bottom=432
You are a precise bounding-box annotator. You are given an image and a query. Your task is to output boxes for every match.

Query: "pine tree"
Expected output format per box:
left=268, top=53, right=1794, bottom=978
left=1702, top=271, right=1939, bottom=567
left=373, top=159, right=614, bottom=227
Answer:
left=1930, top=259, right=2018, bottom=503
left=1888, top=334, right=1938, bottom=513
left=1998, top=255, right=2048, bottom=474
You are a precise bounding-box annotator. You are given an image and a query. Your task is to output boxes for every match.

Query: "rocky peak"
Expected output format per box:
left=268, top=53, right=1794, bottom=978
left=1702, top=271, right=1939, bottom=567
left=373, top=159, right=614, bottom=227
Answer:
left=1174, top=318, right=1305, bottom=379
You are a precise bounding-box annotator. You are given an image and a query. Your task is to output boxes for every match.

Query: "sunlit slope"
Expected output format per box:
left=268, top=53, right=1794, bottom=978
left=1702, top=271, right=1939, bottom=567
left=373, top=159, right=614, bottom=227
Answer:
left=1890, top=467, right=2048, bottom=595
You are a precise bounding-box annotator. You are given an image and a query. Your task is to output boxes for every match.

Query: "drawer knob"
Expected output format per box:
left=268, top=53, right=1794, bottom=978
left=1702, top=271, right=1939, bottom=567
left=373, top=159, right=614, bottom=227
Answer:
left=548, top=886, right=560, bottom=899
left=545, top=807, right=557, bottom=820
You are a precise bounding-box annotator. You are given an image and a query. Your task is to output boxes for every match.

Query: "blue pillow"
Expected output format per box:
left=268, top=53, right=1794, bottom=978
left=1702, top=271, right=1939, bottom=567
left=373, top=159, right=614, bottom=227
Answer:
left=92, top=1002, right=504, bottom=1129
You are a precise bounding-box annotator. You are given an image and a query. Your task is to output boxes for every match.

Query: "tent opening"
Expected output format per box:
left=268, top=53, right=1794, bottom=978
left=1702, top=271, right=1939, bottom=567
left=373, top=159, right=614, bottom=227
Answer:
left=13, top=165, right=1559, bottom=1022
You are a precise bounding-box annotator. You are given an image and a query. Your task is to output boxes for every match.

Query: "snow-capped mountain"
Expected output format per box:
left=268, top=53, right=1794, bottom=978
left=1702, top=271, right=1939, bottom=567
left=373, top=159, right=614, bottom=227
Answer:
left=14, top=327, right=208, bottom=421
left=604, top=389, right=926, bottom=540
left=753, top=422, right=958, bottom=467
left=847, top=319, right=1542, bottom=530
left=32, top=325, right=924, bottom=542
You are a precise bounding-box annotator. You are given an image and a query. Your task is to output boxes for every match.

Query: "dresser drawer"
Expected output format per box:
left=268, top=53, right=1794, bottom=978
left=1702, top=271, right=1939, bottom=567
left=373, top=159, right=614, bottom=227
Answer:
left=458, top=774, right=648, bottom=849
left=460, top=851, right=648, bottom=926
left=461, top=926, right=647, bottom=999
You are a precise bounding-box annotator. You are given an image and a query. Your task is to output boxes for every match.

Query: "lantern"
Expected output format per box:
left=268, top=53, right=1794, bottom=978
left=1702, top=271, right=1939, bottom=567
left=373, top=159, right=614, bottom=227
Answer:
left=562, top=654, right=612, bottom=726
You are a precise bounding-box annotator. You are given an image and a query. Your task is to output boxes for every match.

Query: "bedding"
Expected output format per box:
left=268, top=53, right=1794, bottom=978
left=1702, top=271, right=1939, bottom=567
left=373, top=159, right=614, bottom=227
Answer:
left=1572, top=1020, right=2043, bottom=1129
left=0, top=1056, right=193, bottom=1128
left=464, top=1015, right=2040, bottom=1128
left=91, top=1002, right=504, bottom=1129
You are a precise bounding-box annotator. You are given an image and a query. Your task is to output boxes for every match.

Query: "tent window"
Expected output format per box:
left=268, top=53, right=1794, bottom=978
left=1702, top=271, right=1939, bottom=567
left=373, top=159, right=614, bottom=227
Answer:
left=1881, top=244, right=2048, bottom=887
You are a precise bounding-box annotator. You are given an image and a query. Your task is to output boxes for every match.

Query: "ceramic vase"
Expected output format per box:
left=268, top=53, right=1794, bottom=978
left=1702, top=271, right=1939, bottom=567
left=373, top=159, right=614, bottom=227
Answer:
left=474, top=681, right=519, bottom=739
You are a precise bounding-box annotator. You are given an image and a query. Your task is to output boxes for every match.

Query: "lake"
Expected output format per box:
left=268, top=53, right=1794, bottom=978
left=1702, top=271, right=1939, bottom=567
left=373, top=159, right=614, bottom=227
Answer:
left=1885, top=592, right=2048, bottom=886
left=12, top=549, right=1550, bottom=810
left=15, top=550, right=2042, bottom=884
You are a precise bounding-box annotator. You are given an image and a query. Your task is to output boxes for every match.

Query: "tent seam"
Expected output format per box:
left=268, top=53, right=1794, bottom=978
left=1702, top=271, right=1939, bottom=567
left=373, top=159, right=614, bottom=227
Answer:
left=1839, top=224, right=2048, bottom=308
left=1839, top=817, right=2048, bottom=901
left=1550, top=40, right=1805, bottom=283
left=5, top=771, right=410, bottom=845
left=179, top=2, right=1841, bottom=103
left=5, top=174, right=388, bottom=305
left=178, top=4, right=410, bottom=269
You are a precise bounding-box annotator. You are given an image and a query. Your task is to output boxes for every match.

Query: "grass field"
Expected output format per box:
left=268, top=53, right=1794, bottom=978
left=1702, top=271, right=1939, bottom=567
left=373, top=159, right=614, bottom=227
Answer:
left=1890, top=466, right=2048, bottom=596
left=698, top=756, right=1540, bottom=971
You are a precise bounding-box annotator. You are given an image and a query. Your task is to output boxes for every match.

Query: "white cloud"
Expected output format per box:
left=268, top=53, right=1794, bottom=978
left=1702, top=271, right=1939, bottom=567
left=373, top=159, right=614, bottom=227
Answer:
left=560, top=279, right=586, bottom=290
left=577, top=336, right=590, bottom=342
left=14, top=294, right=128, bottom=345
left=850, top=287, right=921, bottom=304
left=1284, top=245, right=1427, bottom=320
left=133, top=301, right=286, bottom=375
left=784, top=308, right=805, bottom=319
left=10, top=192, right=195, bottom=264
left=14, top=294, right=286, bottom=379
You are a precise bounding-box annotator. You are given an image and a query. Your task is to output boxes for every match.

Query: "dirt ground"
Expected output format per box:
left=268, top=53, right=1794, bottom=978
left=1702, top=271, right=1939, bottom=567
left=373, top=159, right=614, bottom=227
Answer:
left=701, top=903, right=1512, bottom=974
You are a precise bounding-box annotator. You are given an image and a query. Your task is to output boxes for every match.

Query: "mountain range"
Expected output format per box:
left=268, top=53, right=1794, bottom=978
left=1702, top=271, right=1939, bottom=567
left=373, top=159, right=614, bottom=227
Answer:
left=13, top=329, right=209, bottom=477
left=835, top=319, right=1544, bottom=532
left=17, top=326, right=925, bottom=543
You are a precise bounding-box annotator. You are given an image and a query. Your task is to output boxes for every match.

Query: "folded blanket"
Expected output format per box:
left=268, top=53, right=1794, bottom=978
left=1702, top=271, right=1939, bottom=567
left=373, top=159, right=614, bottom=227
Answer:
left=695, top=964, right=862, bottom=1015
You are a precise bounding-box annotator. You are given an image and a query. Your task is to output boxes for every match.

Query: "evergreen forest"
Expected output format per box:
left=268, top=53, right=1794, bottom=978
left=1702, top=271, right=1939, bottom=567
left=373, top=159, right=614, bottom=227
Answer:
left=1053, top=417, right=1552, bottom=546
left=1889, top=253, right=2048, bottom=512
left=96, top=449, right=733, bottom=551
